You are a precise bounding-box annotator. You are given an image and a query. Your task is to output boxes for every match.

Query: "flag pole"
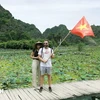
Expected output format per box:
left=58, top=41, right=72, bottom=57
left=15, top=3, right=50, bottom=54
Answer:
left=54, top=31, right=71, bottom=52
left=46, top=31, right=70, bottom=61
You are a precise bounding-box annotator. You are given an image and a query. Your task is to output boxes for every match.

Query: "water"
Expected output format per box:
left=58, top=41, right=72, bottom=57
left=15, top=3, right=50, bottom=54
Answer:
left=61, top=95, right=100, bottom=100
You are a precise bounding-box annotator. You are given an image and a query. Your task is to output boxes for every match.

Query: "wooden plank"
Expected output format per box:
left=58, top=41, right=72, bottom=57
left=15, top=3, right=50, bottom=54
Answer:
left=77, top=81, right=99, bottom=92
left=1, top=80, right=100, bottom=100
left=43, top=86, right=60, bottom=100
left=44, top=85, right=62, bottom=99
left=50, top=83, right=73, bottom=99
left=70, top=81, right=99, bottom=94
left=2, top=90, right=13, bottom=100
left=86, top=80, right=100, bottom=88
left=0, top=89, right=4, bottom=94
left=51, top=84, right=68, bottom=99
left=61, top=83, right=83, bottom=95
left=39, top=86, right=60, bottom=100
left=52, top=83, right=74, bottom=97
left=27, top=88, right=46, bottom=100
left=5, top=90, right=13, bottom=100
left=35, top=88, right=58, bottom=100
left=0, top=90, right=5, bottom=100
left=83, top=80, right=100, bottom=98
left=7, top=89, right=16, bottom=100
left=22, top=88, right=40, bottom=100
left=0, top=93, right=6, bottom=100
left=22, top=88, right=35, bottom=100
left=8, top=89, right=21, bottom=100
left=17, top=88, right=32, bottom=100
left=83, top=80, right=100, bottom=91
left=13, top=88, right=26, bottom=100
left=33, top=87, right=56, bottom=100
left=63, top=82, right=88, bottom=95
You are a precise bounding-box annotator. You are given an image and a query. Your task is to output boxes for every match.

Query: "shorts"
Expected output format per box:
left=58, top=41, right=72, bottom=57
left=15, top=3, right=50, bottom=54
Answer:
left=40, top=67, right=52, bottom=75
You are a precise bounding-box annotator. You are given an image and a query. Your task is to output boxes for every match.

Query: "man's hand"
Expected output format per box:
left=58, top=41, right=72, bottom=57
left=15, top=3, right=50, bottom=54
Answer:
left=43, top=59, right=48, bottom=63
left=51, top=53, right=55, bottom=58
left=38, top=55, right=48, bottom=63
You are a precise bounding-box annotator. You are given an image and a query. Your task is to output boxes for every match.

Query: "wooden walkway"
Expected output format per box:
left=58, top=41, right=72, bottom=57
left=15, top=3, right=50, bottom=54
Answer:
left=0, top=80, right=100, bottom=100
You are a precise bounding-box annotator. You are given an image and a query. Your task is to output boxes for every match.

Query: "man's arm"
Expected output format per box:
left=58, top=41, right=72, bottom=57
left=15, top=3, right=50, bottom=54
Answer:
left=51, top=53, right=55, bottom=58
left=38, top=55, right=47, bottom=63
left=51, top=49, right=55, bottom=58
left=38, top=48, right=47, bottom=63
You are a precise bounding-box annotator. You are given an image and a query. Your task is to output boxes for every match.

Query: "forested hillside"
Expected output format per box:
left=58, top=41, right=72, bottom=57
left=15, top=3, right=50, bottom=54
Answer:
left=0, top=5, right=100, bottom=48
left=43, top=25, right=70, bottom=45
left=0, top=5, right=42, bottom=42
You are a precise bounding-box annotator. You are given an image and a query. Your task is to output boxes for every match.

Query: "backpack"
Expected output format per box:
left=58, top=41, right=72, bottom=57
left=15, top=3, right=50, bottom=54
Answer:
left=41, top=47, right=52, bottom=58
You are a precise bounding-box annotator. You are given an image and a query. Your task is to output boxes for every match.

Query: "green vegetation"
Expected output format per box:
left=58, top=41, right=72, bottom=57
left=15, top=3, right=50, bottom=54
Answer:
left=53, top=45, right=100, bottom=83
left=0, top=5, right=42, bottom=42
left=0, top=39, right=44, bottom=49
left=0, top=45, right=100, bottom=89
left=0, top=4, right=100, bottom=91
left=0, top=49, right=32, bottom=89
left=0, top=5, right=100, bottom=47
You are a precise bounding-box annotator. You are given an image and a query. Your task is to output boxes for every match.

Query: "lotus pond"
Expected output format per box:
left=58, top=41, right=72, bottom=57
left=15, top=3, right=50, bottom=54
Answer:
left=0, top=45, right=100, bottom=89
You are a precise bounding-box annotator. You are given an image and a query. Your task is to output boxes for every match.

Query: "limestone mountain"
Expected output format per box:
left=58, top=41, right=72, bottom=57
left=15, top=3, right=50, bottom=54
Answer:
left=0, top=5, right=42, bottom=42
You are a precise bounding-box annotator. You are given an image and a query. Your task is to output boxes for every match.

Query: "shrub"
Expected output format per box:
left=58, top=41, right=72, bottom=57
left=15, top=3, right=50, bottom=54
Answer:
left=78, top=42, right=84, bottom=51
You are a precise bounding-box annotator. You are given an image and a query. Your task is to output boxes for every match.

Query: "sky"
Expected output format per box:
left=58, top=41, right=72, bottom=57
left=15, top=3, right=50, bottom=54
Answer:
left=0, top=0, right=100, bottom=32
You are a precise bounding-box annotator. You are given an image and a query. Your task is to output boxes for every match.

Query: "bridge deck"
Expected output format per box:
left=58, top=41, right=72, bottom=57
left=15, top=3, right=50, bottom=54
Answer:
left=0, top=80, right=100, bottom=100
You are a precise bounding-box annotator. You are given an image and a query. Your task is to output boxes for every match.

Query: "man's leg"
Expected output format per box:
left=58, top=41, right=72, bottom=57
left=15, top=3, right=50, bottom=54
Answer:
left=48, top=75, right=51, bottom=87
left=40, top=75, right=44, bottom=87
left=47, top=67, right=52, bottom=92
left=39, top=75, right=44, bottom=92
left=39, top=66, right=45, bottom=92
left=48, top=74, right=52, bottom=92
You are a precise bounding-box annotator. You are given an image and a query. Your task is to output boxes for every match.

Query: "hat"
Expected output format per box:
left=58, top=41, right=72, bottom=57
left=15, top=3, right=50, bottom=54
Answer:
left=35, top=41, right=43, bottom=48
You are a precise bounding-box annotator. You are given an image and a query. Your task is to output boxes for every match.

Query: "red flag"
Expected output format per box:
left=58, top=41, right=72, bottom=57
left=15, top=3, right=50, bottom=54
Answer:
left=71, top=16, right=95, bottom=38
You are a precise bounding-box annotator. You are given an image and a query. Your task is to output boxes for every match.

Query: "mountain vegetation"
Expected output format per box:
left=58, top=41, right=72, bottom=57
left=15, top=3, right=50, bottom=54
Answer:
left=0, top=5, right=42, bottom=42
left=0, top=5, right=100, bottom=49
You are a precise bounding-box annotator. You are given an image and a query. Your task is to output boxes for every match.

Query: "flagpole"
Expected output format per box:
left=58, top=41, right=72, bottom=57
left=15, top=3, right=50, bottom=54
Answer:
left=54, top=31, right=71, bottom=52
left=46, top=31, right=71, bottom=62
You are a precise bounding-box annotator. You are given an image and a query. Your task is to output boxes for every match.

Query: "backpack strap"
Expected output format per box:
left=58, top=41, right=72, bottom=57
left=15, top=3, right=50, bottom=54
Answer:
left=41, top=47, right=44, bottom=58
left=41, top=47, right=52, bottom=58
left=51, top=48, right=52, bottom=53
left=41, top=47, right=43, bottom=54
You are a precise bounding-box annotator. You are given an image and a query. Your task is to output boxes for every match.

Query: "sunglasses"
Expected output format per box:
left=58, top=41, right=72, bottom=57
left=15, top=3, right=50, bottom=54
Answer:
left=44, top=43, right=48, bottom=44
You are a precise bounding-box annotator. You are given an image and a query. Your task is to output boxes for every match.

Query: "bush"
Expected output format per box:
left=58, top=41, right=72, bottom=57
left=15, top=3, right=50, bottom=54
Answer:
left=0, top=39, right=45, bottom=49
left=0, top=42, right=6, bottom=48
left=78, top=42, right=84, bottom=51
left=0, top=40, right=34, bottom=49
left=0, top=39, right=66, bottom=49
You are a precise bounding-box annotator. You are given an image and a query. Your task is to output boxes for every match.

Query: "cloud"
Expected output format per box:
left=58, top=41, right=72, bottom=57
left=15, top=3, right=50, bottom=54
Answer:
left=1, top=0, right=100, bottom=32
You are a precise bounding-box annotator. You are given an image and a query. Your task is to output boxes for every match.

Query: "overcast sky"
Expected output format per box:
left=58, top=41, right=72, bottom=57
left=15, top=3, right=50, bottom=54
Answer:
left=1, top=0, right=100, bottom=32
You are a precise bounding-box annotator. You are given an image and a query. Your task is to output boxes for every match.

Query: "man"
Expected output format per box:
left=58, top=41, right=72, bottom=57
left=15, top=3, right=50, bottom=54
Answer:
left=38, top=40, right=54, bottom=92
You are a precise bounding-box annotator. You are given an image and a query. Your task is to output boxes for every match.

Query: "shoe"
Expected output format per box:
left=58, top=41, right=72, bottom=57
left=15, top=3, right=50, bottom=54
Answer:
left=49, top=87, right=52, bottom=92
left=39, top=87, right=43, bottom=92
